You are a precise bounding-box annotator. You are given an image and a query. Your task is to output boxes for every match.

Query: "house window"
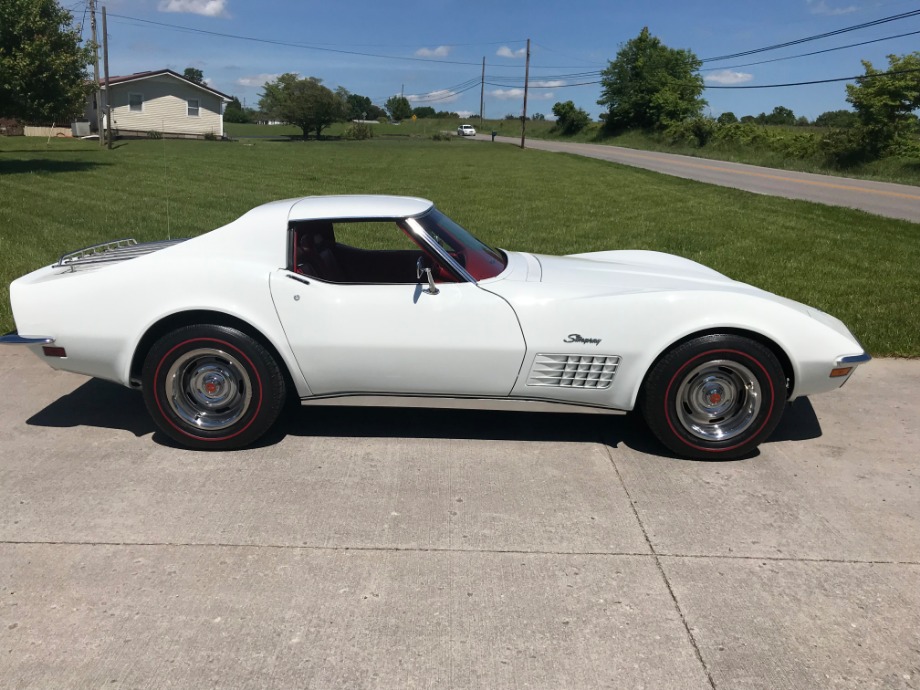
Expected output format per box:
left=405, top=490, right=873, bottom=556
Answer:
left=129, top=93, right=143, bottom=112
left=187, top=99, right=200, bottom=117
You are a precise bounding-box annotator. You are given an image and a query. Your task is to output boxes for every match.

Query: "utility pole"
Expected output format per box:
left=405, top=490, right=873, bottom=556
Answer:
left=102, top=6, right=112, bottom=149
left=520, top=38, right=530, bottom=149
left=479, top=56, right=485, bottom=128
left=89, top=0, right=103, bottom=146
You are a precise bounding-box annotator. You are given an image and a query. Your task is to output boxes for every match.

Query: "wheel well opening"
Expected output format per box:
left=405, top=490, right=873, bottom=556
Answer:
left=642, top=328, right=795, bottom=400
left=130, top=311, right=291, bottom=391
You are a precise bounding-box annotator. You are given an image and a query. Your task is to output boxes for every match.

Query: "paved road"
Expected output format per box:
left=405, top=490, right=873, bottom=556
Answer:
left=1, top=347, right=918, bottom=689
left=474, top=134, right=920, bottom=223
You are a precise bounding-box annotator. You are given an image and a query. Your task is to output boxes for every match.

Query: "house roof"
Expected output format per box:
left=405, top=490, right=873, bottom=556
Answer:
left=98, top=69, right=231, bottom=101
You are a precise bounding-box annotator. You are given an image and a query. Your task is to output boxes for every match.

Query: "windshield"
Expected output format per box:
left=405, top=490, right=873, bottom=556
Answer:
left=413, top=208, right=507, bottom=281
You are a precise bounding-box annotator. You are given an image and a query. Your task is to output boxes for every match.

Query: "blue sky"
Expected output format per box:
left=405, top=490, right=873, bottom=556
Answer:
left=89, top=0, right=920, bottom=120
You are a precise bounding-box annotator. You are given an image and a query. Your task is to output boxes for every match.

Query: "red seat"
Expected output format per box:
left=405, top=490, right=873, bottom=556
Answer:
left=297, top=223, right=345, bottom=282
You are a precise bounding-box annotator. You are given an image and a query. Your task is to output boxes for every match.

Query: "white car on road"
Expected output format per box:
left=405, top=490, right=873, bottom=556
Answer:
left=457, top=124, right=476, bottom=136
left=2, top=195, right=869, bottom=458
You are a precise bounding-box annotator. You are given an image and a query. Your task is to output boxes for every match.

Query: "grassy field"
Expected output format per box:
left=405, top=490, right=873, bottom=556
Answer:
left=225, top=118, right=920, bottom=186
left=498, top=119, right=920, bottom=187
left=225, top=119, right=466, bottom=139
left=1, top=135, right=918, bottom=356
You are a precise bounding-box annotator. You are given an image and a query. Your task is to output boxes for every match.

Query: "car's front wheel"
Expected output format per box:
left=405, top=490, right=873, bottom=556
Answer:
left=141, top=325, right=286, bottom=450
left=640, top=334, right=787, bottom=460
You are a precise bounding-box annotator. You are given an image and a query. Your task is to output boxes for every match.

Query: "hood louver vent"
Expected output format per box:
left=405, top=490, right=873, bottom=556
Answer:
left=527, top=354, right=620, bottom=389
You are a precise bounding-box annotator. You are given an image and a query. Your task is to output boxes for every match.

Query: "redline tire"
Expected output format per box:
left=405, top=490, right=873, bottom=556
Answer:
left=640, top=334, right=787, bottom=460
left=141, top=325, right=286, bottom=450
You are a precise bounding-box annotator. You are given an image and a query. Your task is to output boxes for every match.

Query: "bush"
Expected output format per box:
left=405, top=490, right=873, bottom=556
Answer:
left=820, top=128, right=876, bottom=168
left=342, top=122, right=373, bottom=140
left=711, top=122, right=774, bottom=148
left=431, top=132, right=452, bottom=141
left=203, top=131, right=218, bottom=141
left=664, top=116, right=716, bottom=147
left=773, top=132, right=819, bottom=159
left=551, top=101, right=591, bottom=135
left=146, top=130, right=162, bottom=139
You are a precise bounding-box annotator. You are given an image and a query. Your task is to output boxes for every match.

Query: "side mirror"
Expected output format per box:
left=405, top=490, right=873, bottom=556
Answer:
left=416, top=256, right=440, bottom=296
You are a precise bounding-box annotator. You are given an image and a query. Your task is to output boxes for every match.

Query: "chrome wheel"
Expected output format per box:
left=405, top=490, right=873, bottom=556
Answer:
left=674, top=359, right=762, bottom=442
left=165, top=348, right=253, bottom=431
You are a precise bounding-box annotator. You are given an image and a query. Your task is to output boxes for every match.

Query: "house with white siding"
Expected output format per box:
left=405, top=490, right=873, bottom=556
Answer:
left=85, top=69, right=231, bottom=139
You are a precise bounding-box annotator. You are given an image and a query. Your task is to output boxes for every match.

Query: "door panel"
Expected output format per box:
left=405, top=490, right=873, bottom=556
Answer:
left=270, top=271, right=526, bottom=396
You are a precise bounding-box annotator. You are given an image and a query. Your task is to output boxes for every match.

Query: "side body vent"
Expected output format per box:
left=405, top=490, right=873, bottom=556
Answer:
left=526, top=354, right=621, bottom=389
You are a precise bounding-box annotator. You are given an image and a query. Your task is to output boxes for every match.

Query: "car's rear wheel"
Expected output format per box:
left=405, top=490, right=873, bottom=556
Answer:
left=640, top=334, right=786, bottom=460
left=141, top=325, right=286, bottom=450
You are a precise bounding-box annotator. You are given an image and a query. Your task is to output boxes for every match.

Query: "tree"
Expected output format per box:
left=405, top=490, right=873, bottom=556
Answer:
left=223, top=96, right=251, bottom=123
left=846, top=52, right=920, bottom=153
left=531, top=112, right=546, bottom=121
left=740, top=115, right=756, bottom=124
left=385, top=95, right=412, bottom=121
left=814, top=109, right=858, bottom=128
left=183, top=67, right=204, bottom=85
left=259, top=74, right=345, bottom=140
left=412, top=106, right=436, bottom=119
left=0, top=0, right=92, bottom=123
left=717, top=111, right=738, bottom=125
left=342, top=92, right=384, bottom=120
left=598, top=27, right=705, bottom=131
left=551, top=100, right=590, bottom=134
left=762, top=106, right=796, bottom=126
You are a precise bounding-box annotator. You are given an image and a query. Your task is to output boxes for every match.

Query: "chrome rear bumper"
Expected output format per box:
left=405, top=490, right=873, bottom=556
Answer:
left=0, top=331, right=55, bottom=345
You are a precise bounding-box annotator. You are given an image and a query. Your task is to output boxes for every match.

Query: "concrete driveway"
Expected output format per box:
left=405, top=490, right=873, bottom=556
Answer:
left=1, top=347, right=918, bottom=689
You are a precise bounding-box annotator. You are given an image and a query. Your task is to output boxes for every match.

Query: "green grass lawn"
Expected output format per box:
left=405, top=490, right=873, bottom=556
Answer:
left=1, top=135, right=917, bottom=356
left=225, top=118, right=464, bottom=140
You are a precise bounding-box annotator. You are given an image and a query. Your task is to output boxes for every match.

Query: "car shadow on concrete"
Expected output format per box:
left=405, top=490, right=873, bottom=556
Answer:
left=26, top=378, right=822, bottom=460
left=27, top=378, right=156, bottom=437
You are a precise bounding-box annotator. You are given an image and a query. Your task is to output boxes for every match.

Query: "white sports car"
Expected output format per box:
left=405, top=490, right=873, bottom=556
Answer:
left=2, top=195, right=869, bottom=458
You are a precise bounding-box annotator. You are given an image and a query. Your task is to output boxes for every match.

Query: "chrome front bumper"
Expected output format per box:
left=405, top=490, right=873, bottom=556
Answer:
left=836, top=352, right=872, bottom=367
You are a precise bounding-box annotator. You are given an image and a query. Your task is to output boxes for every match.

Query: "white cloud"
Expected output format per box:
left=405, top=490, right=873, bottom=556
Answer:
left=704, top=70, right=754, bottom=85
left=491, top=88, right=525, bottom=99
left=159, top=0, right=228, bottom=16
left=455, top=110, right=475, bottom=119
left=806, top=0, right=857, bottom=15
left=415, top=46, right=451, bottom=58
left=237, top=73, right=282, bottom=87
left=496, top=46, right=526, bottom=59
left=531, top=80, right=566, bottom=88
left=489, top=88, right=553, bottom=101
left=407, top=89, right=460, bottom=104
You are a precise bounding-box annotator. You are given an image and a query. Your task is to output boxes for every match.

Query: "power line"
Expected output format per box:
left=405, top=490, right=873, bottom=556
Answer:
left=493, top=17, right=920, bottom=87
left=701, top=8, right=920, bottom=62
left=405, top=79, right=482, bottom=102
left=106, top=12, right=520, bottom=67
left=705, top=66, right=920, bottom=89
left=700, top=27, right=920, bottom=72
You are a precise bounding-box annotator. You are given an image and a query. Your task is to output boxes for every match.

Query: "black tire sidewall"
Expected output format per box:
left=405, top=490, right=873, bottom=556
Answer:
left=142, top=325, right=284, bottom=449
left=642, top=335, right=786, bottom=459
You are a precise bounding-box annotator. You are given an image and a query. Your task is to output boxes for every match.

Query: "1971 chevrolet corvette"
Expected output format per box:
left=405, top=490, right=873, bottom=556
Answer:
left=2, top=195, right=870, bottom=458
